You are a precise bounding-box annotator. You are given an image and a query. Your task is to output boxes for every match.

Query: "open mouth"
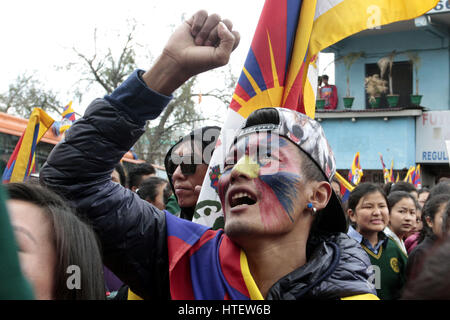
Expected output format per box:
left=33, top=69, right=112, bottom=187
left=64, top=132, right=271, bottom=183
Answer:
left=229, top=191, right=257, bottom=208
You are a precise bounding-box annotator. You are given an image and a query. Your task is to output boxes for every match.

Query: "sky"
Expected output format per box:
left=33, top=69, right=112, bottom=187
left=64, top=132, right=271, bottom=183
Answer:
left=0, top=0, right=334, bottom=120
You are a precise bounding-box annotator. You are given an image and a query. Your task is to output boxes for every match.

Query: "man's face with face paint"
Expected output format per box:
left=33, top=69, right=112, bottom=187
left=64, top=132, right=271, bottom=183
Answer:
left=218, top=132, right=310, bottom=239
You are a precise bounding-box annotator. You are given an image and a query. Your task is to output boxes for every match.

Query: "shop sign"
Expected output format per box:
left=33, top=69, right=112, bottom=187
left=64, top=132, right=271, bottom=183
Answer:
left=416, top=111, right=450, bottom=163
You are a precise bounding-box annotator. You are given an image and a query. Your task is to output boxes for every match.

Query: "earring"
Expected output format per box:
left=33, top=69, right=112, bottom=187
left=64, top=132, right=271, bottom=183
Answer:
left=307, top=203, right=317, bottom=215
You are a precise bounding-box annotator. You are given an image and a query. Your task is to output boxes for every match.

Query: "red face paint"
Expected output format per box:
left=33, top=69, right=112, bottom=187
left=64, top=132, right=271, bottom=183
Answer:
left=219, top=133, right=303, bottom=232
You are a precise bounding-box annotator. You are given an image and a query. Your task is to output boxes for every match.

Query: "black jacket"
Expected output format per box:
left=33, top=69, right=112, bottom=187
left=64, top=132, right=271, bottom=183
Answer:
left=40, top=70, right=377, bottom=300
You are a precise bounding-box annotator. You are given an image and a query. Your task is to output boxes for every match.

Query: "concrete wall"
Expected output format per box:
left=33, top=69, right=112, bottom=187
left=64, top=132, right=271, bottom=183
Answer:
left=320, top=117, right=416, bottom=170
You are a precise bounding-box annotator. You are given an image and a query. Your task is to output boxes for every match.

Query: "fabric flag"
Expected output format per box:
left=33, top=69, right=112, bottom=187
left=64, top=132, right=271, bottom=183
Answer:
left=379, top=153, right=391, bottom=183
left=412, top=164, right=421, bottom=189
left=348, top=152, right=363, bottom=185
left=52, top=101, right=76, bottom=136
left=389, top=160, right=395, bottom=183
left=194, top=0, right=440, bottom=229
left=334, top=171, right=354, bottom=203
left=2, top=108, right=55, bottom=183
left=396, top=172, right=400, bottom=183
left=404, top=166, right=415, bottom=184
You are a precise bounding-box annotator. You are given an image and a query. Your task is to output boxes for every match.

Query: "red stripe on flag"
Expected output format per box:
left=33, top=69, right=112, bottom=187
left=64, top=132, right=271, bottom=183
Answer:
left=282, top=60, right=307, bottom=112
left=250, top=0, right=288, bottom=88
left=168, top=236, right=195, bottom=299
left=219, top=236, right=250, bottom=298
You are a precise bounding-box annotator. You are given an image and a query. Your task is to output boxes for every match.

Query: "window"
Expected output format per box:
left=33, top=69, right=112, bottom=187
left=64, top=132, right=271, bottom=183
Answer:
left=365, top=61, right=413, bottom=109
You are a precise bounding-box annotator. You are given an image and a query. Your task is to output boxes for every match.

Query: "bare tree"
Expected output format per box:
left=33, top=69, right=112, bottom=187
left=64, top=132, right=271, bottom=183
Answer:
left=67, top=26, right=138, bottom=96
left=68, top=22, right=236, bottom=165
left=0, top=73, right=64, bottom=118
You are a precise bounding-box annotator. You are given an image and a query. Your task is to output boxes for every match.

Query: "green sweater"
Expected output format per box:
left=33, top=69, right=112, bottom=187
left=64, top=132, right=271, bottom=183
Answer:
left=361, top=237, right=407, bottom=300
left=165, top=194, right=181, bottom=217
left=0, top=186, right=34, bottom=299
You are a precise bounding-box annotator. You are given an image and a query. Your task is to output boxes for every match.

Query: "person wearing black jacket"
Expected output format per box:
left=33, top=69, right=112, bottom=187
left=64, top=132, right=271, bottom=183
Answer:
left=40, top=10, right=376, bottom=300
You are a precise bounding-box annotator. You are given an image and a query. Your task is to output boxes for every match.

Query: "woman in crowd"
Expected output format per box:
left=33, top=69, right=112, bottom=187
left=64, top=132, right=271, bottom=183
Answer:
left=406, top=193, right=450, bottom=281
left=384, top=191, right=417, bottom=255
left=137, top=176, right=172, bottom=210
left=404, top=201, right=423, bottom=254
left=5, top=182, right=105, bottom=299
left=347, top=183, right=407, bottom=300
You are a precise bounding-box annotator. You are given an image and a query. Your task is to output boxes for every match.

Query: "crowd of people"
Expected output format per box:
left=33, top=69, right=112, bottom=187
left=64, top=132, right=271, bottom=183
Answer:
left=1, top=10, right=450, bottom=301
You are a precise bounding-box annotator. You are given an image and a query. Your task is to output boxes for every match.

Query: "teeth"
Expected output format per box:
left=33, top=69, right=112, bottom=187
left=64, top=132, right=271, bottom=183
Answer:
left=232, top=192, right=254, bottom=201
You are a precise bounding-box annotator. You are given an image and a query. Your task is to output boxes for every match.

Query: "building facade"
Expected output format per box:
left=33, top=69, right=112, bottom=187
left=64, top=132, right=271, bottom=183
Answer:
left=317, top=5, right=450, bottom=187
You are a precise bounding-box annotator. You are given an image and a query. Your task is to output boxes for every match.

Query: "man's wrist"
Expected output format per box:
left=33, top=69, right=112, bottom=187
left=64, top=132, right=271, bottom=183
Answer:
left=105, top=70, right=172, bottom=124
left=142, top=53, right=190, bottom=96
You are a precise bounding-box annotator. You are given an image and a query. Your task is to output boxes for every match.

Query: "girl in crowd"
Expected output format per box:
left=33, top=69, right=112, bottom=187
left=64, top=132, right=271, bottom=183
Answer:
left=347, top=183, right=407, bottom=300
left=384, top=191, right=417, bottom=255
left=6, top=182, right=105, bottom=299
left=404, top=201, right=423, bottom=254
left=406, top=193, right=450, bottom=281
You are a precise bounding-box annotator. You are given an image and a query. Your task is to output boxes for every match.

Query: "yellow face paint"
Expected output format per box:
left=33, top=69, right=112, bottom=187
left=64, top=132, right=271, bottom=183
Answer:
left=232, top=155, right=260, bottom=179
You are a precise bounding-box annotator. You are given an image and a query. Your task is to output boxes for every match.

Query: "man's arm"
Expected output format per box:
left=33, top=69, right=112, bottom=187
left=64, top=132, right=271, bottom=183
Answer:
left=40, top=10, right=239, bottom=299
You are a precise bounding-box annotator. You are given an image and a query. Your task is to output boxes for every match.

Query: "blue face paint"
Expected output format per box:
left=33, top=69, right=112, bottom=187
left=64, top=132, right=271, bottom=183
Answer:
left=259, top=172, right=301, bottom=222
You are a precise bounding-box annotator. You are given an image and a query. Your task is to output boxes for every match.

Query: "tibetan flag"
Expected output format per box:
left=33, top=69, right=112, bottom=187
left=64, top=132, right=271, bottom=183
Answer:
left=389, top=160, right=395, bottom=183
left=335, top=171, right=354, bottom=203
left=412, top=164, right=421, bottom=189
left=379, top=153, right=391, bottom=183
left=61, top=101, right=75, bottom=122
left=404, top=166, right=415, bottom=184
left=52, top=101, right=76, bottom=136
left=165, top=213, right=262, bottom=299
left=194, top=0, right=439, bottom=228
left=348, top=152, right=363, bottom=185
left=2, top=108, right=54, bottom=183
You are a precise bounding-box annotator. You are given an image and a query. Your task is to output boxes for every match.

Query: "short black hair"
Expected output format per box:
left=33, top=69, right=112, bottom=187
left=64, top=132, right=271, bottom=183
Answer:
left=127, top=163, right=156, bottom=189
left=347, top=182, right=388, bottom=213
left=382, top=182, right=394, bottom=195
left=387, top=191, right=418, bottom=212
left=137, top=176, right=171, bottom=204
left=428, top=181, right=450, bottom=200
left=322, top=75, right=329, bottom=80
left=390, top=181, right=417, bottom=194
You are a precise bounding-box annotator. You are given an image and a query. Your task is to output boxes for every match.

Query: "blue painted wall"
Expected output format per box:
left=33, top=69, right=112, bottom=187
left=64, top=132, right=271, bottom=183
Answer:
left=320, top=117, right=416, bottom=170
left=329, top=29, right=450, bottom=110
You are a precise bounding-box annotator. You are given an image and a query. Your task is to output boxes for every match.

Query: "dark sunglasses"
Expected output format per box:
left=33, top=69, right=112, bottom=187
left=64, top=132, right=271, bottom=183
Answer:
left=167, top=156, right=199, bottom=176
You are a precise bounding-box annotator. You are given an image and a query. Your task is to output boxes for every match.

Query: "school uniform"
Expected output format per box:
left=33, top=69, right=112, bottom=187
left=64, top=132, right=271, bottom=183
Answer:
left=348, top=226, right=407, bottom=300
